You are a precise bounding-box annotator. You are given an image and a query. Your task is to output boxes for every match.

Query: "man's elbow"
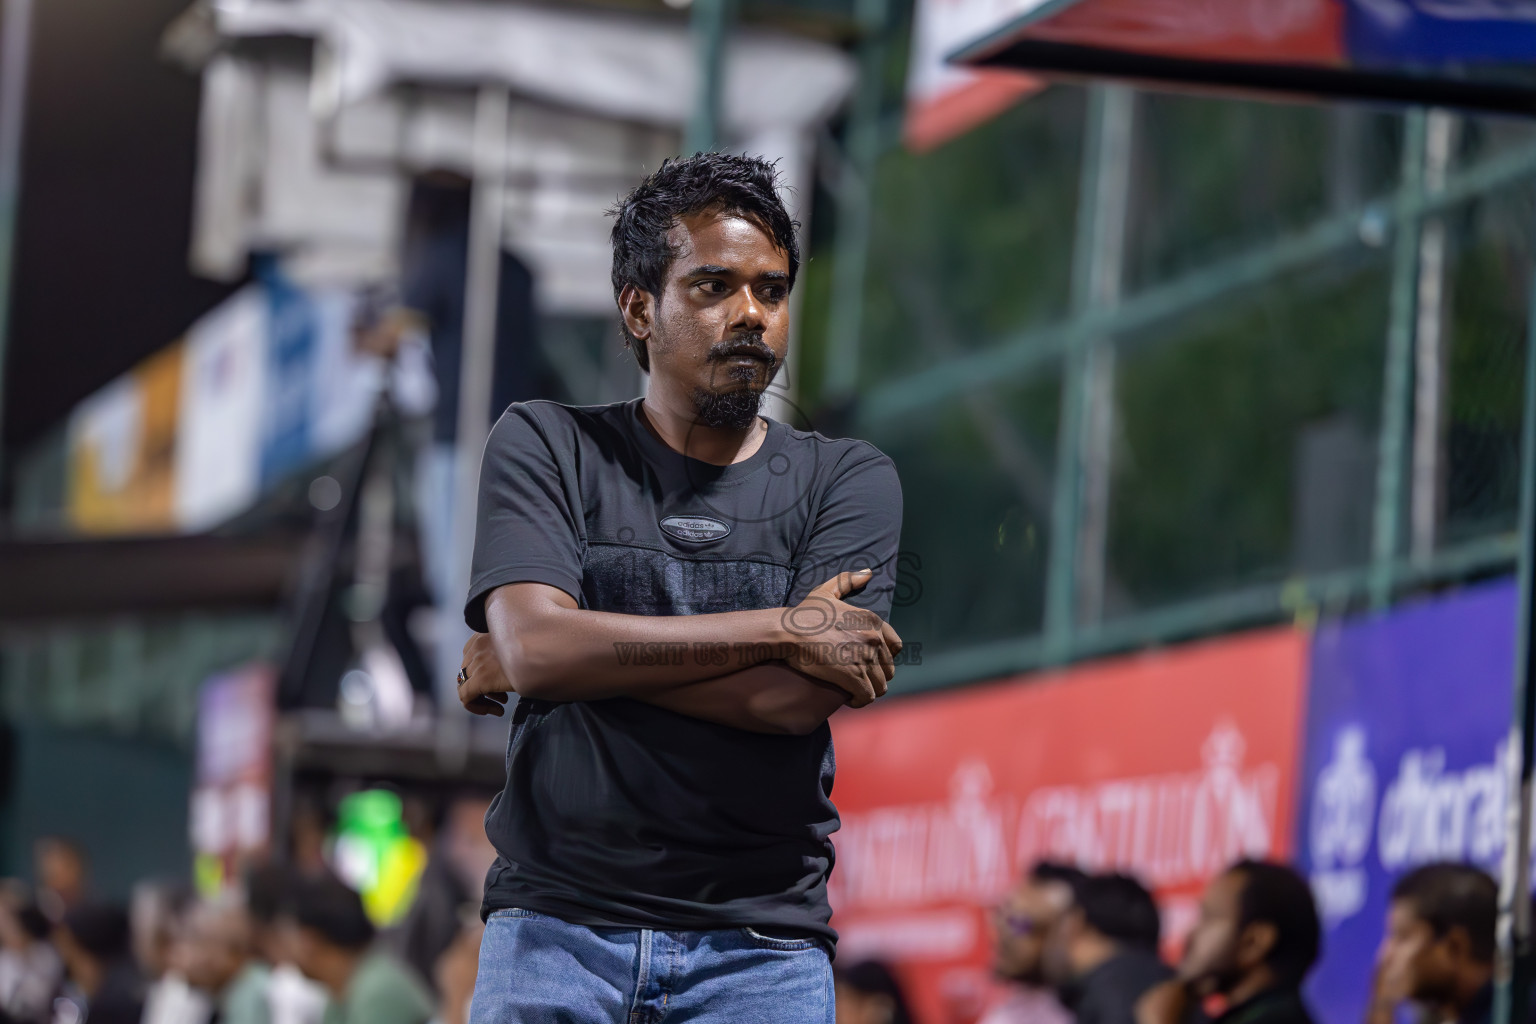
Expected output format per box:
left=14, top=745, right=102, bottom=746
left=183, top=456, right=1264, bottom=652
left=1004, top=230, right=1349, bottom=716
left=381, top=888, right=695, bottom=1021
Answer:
left=485, top=587, right=577, bottom=700
left=754, top=700, right=833, bottom=737
left=490, top=629, right=562, bottom=701
left=510, top=674, right=558, bottom=702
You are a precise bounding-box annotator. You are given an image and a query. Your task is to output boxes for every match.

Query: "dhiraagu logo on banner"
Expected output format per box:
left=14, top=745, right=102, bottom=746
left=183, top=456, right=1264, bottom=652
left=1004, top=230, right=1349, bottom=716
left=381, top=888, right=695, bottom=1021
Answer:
left=1296, top=578, right=1518, bottom=1024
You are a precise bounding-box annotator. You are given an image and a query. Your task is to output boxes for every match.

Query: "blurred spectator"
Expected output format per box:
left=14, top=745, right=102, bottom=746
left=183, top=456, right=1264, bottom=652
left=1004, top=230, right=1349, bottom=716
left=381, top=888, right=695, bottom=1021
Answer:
left=135, top=881, right=208, bottom=1024
left=0, top=887, right=61, bottom=1022
left=1136, top=861, right=1321, bottom=1024
left=388, top=174, right=559, bottom=692
left=183, top=894, right=269, bottom=1024
left=394, top=173, right=554, bottom=450
left=1045, top=874, right=1172, bottom=1024
left=245, top=866, right=326, bottom=1024
left=287, top=798, right=331, bottom=880
left=983, top=863, right=1083, bottom=1024
left=834, top=960, right=914, bottom=1024
left=131, top=881, right=194, bottom=985
left=387, top=794, right=495, bottom=997
left=428, top=916, right=483, bottom=1024
left=53, top=903, right=144, bottom=1024
left=282, top=876, right=432, bottom=1024
left=1374, top=864, right=1496, bottom=1024
left=33, top=840, right=87, bottom=923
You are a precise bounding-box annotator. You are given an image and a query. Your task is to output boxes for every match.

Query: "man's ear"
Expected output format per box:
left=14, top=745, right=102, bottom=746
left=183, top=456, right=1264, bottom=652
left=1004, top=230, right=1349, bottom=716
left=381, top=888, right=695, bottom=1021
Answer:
left=1237, top=921, right=1279, bottom=971
left=1441, top=925, right=1475, bottom=966
left=619, top=283, right=654, bottom=341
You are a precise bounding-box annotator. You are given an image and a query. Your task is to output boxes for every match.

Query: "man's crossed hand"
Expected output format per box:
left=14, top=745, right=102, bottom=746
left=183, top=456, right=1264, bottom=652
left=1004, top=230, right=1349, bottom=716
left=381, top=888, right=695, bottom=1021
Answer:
left=456, top=568, right=902, bottom=716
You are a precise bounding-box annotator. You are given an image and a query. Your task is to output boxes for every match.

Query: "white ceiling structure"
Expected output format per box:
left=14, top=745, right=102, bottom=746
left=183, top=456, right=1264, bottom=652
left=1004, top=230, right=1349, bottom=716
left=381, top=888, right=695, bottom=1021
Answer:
left=171, top=0, right=858, bottom=316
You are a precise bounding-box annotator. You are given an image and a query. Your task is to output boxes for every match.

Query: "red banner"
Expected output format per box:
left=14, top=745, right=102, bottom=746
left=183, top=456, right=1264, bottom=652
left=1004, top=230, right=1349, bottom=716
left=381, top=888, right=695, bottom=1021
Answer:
left=829, top=627, right=1308, bottom=1024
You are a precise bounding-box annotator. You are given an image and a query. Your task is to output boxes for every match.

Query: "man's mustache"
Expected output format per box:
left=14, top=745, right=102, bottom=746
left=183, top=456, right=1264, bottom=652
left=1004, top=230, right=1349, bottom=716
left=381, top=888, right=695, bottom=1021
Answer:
left=710, top=336, right=778, bottom=367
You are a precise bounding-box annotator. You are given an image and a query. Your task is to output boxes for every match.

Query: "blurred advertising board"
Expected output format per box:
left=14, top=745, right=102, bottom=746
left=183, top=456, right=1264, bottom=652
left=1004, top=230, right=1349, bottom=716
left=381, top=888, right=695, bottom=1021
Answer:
left=190, top=662, right=276, bottom=887
left=1295, top=579, right=1518, bottom=1024
left=176, top=286, right=268, bottom=532
left=829, top=627, right=1307, bottom=1024
left=66, top=342, right=184, bottom=534
left=261, top=270, right=319, bottom=488
left=63, top=274, right=430, bottom=536
left=258, top=270, right=387, bottom=490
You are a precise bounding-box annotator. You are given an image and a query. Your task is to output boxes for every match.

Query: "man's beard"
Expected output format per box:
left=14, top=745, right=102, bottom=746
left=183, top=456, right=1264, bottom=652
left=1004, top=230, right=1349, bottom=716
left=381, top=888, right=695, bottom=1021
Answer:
left=1190, top=958, right=1244, bottom=1000
left=693, top=334, right=778, bottom=430
left=996, top=962, right=1047, bottom=987
left=691, top=379, right=764, bottom=430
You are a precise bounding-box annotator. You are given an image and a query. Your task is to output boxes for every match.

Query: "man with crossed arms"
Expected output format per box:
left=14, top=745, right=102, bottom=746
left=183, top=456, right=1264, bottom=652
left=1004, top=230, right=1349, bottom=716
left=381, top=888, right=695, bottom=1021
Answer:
left=453, top=152, right=904, bottom=1023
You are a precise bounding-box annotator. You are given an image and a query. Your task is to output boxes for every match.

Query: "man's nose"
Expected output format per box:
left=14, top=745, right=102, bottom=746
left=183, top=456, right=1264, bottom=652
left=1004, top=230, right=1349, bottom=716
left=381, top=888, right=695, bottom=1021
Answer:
left=731, top=285, right=767, bottom=328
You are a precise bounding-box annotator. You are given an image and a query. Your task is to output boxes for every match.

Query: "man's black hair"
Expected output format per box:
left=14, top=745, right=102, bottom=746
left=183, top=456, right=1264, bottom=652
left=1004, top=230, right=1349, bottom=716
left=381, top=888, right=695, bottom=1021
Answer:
left=136, top=878, right=196, bottom=920
left=284, top=874, right=375, bottom=952
left=1229, top=860, right=1321, bottom=986
left=834, top=960, right=914, bottom=1024
left=62, top=902, right=131, bottom=961
left=1391, top=863, right=1497, bottom=964
left=16, top=901, right=49, bottom=941
left=244, top=863, right=303, bottom=926
left=608, top=152, right=800, bottom=373
left=1076, top=873, right=1161, bottom=950
left=1029, top=861, right=1087, bottom=892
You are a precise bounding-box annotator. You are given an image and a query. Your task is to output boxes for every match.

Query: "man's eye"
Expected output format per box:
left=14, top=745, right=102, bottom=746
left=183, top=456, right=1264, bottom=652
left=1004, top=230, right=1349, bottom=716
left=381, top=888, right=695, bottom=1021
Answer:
left=760, top=287, right=787, bottom=302
left=699, top=280, right=726, bottom=294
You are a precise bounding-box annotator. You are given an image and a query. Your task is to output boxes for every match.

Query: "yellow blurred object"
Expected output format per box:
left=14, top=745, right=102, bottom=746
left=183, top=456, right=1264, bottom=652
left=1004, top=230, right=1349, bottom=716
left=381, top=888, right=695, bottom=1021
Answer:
left=364, top=835, right=427, bottom=926
left=193, top=852, right=225, bottom=899
left=66, top=341, right=183, bottom=533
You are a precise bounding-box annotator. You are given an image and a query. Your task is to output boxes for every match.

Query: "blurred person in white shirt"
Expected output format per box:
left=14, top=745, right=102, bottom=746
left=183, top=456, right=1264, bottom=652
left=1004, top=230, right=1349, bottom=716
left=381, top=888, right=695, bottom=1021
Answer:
left=242, top=868, right=325, bottom=1024
left=0, top=887, right=61, bottom=1023
left=133, top=882, right=208, bottom=1024
left=981, top=863, right=1084, bottom=1024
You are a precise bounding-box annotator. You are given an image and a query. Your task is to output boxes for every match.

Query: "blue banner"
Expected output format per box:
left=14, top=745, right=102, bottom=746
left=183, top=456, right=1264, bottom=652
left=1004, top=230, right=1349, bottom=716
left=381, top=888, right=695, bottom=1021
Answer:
left=1344, top=1, right=1536, bottom=66
left=259, top=260, right=319, bottom=489
left=1296, top=578, right=1517, bottom=1024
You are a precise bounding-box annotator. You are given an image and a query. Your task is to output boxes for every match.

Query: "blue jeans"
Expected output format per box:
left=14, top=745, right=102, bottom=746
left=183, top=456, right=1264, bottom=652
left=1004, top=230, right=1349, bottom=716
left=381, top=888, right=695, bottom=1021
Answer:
left=468, top=908, right=835, bottom=1024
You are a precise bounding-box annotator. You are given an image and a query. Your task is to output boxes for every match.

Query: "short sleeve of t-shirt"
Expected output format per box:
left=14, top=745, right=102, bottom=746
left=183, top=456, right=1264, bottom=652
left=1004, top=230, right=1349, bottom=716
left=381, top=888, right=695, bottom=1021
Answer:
left=784, top=448, right=903, bottom=622
left=464, top=403, right=585, bottom=632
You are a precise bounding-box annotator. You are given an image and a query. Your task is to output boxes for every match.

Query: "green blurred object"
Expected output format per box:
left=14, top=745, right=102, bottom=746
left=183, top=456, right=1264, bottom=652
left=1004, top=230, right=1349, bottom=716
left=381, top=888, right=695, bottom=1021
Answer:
left=332, top=789, right=427, bottom=927
left=338, top=789, right=404, bottom=837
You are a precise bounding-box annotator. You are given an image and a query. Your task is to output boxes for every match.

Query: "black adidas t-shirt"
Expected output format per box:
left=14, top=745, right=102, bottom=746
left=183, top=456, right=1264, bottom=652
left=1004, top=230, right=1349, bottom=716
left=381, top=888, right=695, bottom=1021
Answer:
left=465, top=397, right=903, bottom=950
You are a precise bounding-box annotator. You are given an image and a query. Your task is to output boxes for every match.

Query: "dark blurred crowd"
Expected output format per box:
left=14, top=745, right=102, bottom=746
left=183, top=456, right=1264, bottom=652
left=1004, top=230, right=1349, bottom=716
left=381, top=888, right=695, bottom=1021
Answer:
left=0, top=834, right=487, bottom=1024
left=0, top=835, right=1507, bottom=1024
left=836, top=858, right=1504, bottom=1024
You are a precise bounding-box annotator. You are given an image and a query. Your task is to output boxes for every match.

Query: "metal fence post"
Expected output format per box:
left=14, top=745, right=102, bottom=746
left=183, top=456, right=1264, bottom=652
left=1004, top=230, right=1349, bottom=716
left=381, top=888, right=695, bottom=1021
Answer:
left=1494, top=221, right=1536, bottom=1024
left=440, top=84, right=510, bottom=766
left=685, top=0, right=734, bottom=155
left=1369, top=109, right=1428, bottom=609
left=1410, top=110, right=1458, bottom=565
left=1045, top=83, right=1133, bottom=662
left=822, top=0, right=893, bottom=404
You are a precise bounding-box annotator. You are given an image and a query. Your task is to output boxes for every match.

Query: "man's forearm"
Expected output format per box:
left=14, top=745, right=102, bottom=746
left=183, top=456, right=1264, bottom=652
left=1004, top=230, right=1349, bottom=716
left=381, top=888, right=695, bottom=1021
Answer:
left=485, top=585, right=797, bottom=702
left=637, top=662, right=850, bottom=735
